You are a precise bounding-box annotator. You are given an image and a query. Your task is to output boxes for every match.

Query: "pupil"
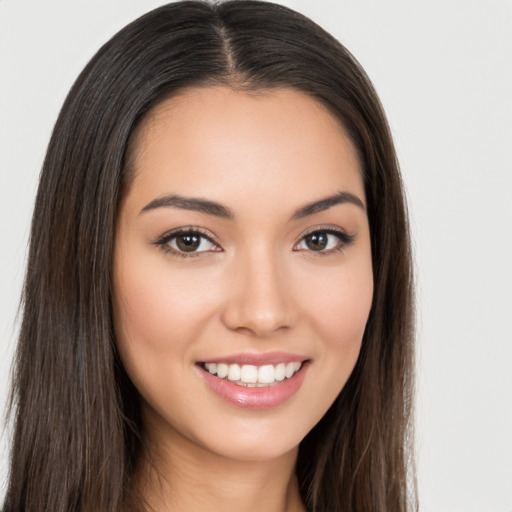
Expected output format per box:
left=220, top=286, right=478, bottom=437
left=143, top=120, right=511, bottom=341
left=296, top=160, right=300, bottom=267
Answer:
left=306, top=232, right=328, bottom=251
left=177, top=234, right=200, bottom=252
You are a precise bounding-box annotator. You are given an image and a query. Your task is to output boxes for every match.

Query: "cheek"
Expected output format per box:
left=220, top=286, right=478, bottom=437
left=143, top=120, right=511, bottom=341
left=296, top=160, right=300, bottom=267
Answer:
left=112, top=253, right=223, bottom=405
left=299, top=257, right=373, bottom=398
left=114, top=256, right=216, bottom=352
left=325, top=279, right=372, bottom=345
left=302, top=260, right=373, bottom=346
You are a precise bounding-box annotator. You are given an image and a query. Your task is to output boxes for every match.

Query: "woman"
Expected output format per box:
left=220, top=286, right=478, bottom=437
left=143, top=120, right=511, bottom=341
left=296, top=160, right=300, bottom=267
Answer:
left=4, top=1, right=416, bottom=511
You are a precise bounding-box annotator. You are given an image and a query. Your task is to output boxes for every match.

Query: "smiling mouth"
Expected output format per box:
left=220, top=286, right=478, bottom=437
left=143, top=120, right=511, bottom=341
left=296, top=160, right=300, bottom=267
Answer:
left=199, top=361, right=304, bottom=387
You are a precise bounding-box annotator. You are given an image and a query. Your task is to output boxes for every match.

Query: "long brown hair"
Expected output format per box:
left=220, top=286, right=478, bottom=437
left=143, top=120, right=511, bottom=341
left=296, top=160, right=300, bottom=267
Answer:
left=4, top=2, right=416, bottom=511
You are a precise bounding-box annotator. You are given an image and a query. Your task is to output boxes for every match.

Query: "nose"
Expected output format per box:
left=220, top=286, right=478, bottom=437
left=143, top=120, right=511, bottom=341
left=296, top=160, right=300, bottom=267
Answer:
left=220, top=249, right=295, bottom=337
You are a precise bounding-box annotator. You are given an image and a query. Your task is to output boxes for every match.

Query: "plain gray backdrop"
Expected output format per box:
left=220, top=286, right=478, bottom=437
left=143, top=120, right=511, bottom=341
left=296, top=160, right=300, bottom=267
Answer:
left=1, top=1, right=511, bottom=510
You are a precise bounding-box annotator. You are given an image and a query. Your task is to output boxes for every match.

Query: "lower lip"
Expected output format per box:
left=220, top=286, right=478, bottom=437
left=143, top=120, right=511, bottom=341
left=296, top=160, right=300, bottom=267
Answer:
left=197, top=363, right=309, bottom=410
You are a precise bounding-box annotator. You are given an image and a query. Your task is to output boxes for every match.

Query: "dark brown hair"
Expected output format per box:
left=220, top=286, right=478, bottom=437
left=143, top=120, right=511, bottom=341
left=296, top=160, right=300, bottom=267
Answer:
left=4, top=1, right=416, bottom=511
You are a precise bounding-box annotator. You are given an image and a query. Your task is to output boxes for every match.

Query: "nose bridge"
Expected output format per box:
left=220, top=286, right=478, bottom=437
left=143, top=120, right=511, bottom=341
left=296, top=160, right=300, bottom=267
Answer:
left=221, top=241, right=294, bottom=336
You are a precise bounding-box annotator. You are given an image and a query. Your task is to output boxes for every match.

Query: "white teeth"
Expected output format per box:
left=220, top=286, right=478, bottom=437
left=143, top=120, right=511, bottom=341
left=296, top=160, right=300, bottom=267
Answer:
left=227, top=364, right=241, bottom=381
left=205, top=363, right=217, bottom=374
left=203, top=361, right=303, bottom=385
left=275, top=363, right=285, bottom=381
left=216, top=363, right=228, bottom=379
left=240, top=364, right=258, bottom=383
left=258, top=365, right=275, bottom=384
left=285, top=362, right=296, bottom=378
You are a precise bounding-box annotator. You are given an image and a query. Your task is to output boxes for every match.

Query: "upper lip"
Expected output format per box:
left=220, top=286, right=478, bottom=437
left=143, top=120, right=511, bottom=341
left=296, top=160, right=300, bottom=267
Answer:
left=199, top=351, right=309, bottom=366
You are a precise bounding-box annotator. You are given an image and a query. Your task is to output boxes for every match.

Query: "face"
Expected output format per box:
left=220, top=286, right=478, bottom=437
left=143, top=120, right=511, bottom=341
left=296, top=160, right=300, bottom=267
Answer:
left=113, top=87, right=373, bottom=463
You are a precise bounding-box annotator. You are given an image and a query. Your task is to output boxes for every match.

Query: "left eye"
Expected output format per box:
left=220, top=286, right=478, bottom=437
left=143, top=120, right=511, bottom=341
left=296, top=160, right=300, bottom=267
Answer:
left=295, top=230, right=352, bottom=253
left=166, top=232, right=217, bottom=253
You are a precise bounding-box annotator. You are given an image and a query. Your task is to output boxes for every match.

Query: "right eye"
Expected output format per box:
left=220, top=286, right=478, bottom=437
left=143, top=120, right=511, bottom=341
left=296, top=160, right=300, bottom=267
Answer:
left=155, top=229, right=221, bottom=257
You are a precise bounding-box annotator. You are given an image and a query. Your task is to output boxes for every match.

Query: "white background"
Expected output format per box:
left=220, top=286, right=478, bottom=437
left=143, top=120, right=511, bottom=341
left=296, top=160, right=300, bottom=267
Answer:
left=1, top=1, right=511, bottom=510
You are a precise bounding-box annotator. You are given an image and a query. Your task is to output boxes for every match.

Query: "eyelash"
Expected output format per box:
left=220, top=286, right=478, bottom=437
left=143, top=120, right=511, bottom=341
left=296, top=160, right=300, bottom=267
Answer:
left=295, top=226, right=355, bottom=256
left=153, top=225, right=355, bottom=259
left=154, top=227, right=220, bottom=259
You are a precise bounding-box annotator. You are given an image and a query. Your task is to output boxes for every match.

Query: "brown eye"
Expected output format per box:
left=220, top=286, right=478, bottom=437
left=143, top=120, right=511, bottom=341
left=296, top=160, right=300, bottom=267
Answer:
left=295, top=229, right=355, bottom=254
left=176, top=233, right=201, bottom=252
left=164, top=231, right=217, bottom=254
left=304, top=232, right=329, bottom=251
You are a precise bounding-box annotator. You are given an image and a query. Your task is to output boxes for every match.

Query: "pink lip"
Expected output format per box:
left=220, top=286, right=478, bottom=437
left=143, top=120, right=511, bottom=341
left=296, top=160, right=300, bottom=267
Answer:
left=197, top=360, right=310, bottom=410
left=200, top=351, right=309, bottom=366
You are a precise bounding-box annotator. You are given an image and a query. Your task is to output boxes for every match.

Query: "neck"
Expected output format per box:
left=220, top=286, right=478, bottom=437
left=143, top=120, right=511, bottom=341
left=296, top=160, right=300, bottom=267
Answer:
left=130, top=420, right=306, bottom=512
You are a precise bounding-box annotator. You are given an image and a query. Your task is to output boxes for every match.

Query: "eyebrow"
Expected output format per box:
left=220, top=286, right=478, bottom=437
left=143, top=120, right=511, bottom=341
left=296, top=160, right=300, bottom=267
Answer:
left=140, top=191, right=365, bottom=220
left=290, top=191, right=365, bottom=220
left=141, top=195, right=234, bottom=219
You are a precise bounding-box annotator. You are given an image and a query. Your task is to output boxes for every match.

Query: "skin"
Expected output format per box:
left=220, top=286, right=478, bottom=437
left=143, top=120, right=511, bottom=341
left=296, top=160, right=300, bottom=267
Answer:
left=113, top=86, right=374, bottom=512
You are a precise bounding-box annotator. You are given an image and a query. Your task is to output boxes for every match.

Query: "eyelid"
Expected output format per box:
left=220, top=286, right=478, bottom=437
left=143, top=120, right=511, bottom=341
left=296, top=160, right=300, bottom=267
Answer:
left=153, top=226, right=222, bottom=257
left=294, top=224, right=356, bottom=253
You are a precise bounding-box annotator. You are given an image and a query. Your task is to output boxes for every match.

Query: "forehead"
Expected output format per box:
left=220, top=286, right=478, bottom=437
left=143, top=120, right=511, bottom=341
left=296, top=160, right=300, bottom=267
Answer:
left=125, top=86, right=364, bottom=214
